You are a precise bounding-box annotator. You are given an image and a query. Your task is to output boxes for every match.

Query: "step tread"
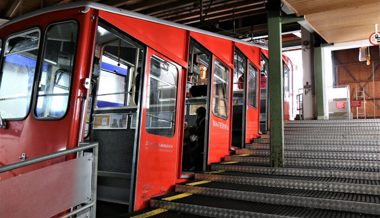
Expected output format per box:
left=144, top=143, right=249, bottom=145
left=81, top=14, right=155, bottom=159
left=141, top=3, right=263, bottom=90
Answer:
left=126, top=208, right=210, bottom=218
left=152, top=193, right=378, bottom=218
left=177, top=181, right=380, bottom=204
left=199, top=171, right=380, bottom=185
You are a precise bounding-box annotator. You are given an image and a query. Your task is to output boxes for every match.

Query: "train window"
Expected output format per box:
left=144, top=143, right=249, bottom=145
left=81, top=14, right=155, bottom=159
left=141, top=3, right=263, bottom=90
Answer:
left=145, top=56, right=178, bottom=137
left=248, top=63, right=258, bottom=108
left=0, top=29, right=40, bottom=119
left=213, top=59, right=230, bottom=119
left=233, top=50, right=246, bottom=91
left=283, top=62, right=290, bottom=93
left=35, top=21, right=78, bottom=119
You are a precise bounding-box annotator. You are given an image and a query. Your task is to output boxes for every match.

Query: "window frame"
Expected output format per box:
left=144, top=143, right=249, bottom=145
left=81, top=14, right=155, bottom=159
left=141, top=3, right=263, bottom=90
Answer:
left=145, top=55, right=179, bottom=137
left=0, top=27, right=42, bottom=121
left=33, top=20, right=80, bottom=120
left=212, top=58, right=230, bottom=120
left=247, top=62, right=259, bottom=109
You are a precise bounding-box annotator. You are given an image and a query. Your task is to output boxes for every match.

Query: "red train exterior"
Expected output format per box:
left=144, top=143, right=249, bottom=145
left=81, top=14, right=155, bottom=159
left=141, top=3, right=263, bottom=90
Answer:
left=0, top=2, right=286, bottom=214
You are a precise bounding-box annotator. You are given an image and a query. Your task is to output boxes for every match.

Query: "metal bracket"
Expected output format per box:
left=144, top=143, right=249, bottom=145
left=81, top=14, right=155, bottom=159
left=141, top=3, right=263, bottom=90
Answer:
left=0, top=113, right=7, bottom=129
left=19, top=153, right=27, bottom=161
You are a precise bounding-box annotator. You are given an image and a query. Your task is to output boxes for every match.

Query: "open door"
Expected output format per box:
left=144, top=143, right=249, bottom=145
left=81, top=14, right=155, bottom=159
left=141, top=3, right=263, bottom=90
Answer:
left=232, top=50, right=247, bottom=148
left=208, top=57, right=232, bottom=164
left=133, top=48, right=184, bottom=210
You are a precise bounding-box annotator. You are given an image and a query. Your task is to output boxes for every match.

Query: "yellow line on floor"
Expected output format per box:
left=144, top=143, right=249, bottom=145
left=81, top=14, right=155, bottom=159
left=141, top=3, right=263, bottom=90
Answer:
left=186, top=180, right=211, bottom=186
left=162, top=193, right=193, bottom=201
left=131, top=208, right=168, bottom=218
left=221, top=161, right=239, bottom=165
left=238, top=153, right=251, bottom=157
left=206, top=170, right=225, bottom=174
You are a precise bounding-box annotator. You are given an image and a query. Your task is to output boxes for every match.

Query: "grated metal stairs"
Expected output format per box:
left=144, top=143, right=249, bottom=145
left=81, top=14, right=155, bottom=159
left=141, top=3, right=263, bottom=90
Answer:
left=128, top=120, right=380, bottom=217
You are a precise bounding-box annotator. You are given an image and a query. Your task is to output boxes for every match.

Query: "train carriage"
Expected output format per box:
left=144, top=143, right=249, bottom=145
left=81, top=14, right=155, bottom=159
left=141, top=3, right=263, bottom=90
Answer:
left=0, top=2, right=264, bottom=216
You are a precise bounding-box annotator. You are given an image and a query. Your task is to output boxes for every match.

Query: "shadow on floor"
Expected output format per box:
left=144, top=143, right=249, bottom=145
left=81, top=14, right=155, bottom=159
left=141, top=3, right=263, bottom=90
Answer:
left=96, top=201, right=129, bottom=218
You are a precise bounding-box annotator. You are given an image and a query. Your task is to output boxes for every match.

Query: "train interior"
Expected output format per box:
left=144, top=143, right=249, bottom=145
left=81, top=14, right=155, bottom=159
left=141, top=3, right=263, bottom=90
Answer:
left=84, top=21, right=145, bottom=210
left=232, top=50, right=247, bottom=148
left=181, top=41, right=211, bottom=172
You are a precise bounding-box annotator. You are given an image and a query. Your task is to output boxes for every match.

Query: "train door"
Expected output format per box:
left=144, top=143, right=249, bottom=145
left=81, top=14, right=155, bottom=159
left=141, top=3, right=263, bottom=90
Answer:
left=85, top=21, right=145, bottom=209
left=232, top=50, right=247, bottom=148
left=0, top=18, right=85, bottom=178
left=245, top=62, right=260, bottom=142
left=134, top=48, right=183, bottom=209
left=208, top=56, right=232, bottom=164
left=260, top=54, right=269, bottom=133
left=181, top=40, right=211, bottom=172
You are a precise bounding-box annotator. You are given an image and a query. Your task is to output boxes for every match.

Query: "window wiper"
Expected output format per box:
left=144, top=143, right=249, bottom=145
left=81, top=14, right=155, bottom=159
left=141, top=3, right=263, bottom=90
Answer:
left=0, top=112, right=6, bottom=129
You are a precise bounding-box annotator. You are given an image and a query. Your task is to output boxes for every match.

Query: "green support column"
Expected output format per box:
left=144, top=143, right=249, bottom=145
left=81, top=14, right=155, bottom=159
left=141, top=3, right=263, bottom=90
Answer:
left=267, top=0, right=284, bottom=167
left=314, top=47, right=326, bottom=119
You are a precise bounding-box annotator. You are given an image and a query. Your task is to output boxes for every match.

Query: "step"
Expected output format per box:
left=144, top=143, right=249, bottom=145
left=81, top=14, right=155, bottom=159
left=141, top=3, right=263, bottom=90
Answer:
left=285, top=151, right=380, bottom=161
left=175, top=181, right=380, bottom=215
left=210, top=164, right=380, bottom=180
left=285, top=144, right=380, bottom=152
left=224, top=155, right=270, bottom=165
left=285, top=130, right=380, bottom=135
left=126, top=208, right=210, bottom=218
left=288, top=119, right=380, bottom=124
left=246, top=143, right=270, bottom=150
left=151, top=193, right=378, bottom=218
left=195, top=171, right=380, bottom=195
left=235, top=149, right=270, bottom=156
left=285, top=134, right=380, bottom=140
left=285, top=139, right=380, bottom=146
left=285, top=158, right=380, bottom=171
left=253, top=138, right=270, bottom=144
left=285, top=126, right=380, bottom=130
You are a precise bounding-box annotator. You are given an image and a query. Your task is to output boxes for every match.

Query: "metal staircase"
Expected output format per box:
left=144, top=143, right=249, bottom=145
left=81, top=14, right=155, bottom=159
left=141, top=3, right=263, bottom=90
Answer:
left=128, top=120, right=380, bottom=217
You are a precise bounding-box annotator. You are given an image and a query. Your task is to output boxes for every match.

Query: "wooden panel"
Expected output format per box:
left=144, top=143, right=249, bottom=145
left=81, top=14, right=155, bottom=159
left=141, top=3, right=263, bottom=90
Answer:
left=305, top=2, right=380, bottom=43
left=283, top=0, right=379, bottom=16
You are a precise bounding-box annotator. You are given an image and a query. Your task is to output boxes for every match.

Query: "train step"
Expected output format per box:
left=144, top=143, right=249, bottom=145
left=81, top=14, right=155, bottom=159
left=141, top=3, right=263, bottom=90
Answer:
left=285, top=158, right=380, bottom=170
left=285, top=151, right=380, bottom=161
left=150, top=192, right=378, bottom=218
left=175, top=181, right=380, bottom=215
left=210, top=163, right=380, bottom=180
left=285, top=144, right=380, bottom=152
left=195, top=171, right=380, bottom=195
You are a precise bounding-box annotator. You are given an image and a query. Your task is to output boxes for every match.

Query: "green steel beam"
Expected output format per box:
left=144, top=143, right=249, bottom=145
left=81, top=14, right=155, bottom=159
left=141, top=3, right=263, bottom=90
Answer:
left=282, top=14, right=304, bottom=24
left=314, top=47, right=326, bottom=119
left=267, top=0, right=284, bottom=167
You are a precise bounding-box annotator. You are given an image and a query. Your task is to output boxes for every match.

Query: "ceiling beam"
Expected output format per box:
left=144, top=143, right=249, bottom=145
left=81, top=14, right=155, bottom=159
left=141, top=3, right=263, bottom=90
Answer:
left=179, top=6, right=266, bottom=24
left=125, top=0, right=179, bottom=12
left=6, top=0, right=23, bottom=18
left=99, top=0, right=143, bottom=7
left=163, top=1, right=265, bottom=23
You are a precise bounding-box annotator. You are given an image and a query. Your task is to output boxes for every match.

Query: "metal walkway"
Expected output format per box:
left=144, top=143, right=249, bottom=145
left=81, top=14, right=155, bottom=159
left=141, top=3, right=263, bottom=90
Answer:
left=128, top=120, right=380, bottom=217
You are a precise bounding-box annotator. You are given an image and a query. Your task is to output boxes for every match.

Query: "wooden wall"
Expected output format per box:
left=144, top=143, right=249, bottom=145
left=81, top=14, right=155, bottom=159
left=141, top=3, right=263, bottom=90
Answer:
left=333, top=47, right=380, bottom=118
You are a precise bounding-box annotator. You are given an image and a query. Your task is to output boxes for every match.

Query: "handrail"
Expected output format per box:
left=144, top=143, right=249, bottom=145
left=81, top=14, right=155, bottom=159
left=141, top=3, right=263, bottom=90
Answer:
left=0, top=142, right=98, bottom=173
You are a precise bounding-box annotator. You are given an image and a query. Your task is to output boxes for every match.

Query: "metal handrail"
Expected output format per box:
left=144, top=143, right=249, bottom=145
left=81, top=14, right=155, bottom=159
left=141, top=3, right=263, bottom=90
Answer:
left=0, top=142, right=98, bottom=173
